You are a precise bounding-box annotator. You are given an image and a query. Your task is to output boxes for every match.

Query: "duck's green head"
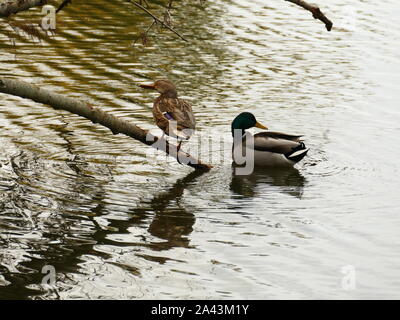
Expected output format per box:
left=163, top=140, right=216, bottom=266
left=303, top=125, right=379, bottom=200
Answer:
left=231, top=112, right=268, bottom=136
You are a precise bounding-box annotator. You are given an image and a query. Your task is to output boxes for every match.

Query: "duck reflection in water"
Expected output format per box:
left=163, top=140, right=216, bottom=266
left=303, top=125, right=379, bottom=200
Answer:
left=139, top=170, right=206, bottom=251
left=230, top=166, right=306, bottom=199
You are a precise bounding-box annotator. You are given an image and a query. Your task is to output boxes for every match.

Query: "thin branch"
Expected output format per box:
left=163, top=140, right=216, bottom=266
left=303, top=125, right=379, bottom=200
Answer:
left=8, top=20, right=43, bottom=42
left=0, top=77, right=212, bottom=171
left=285, top=0, right=333, bottom=31
left=0, top=0, right=47, bottom=17
left=55, top=0, right=72, bottom=14
left=129, top=0, right=188, bottom=42
left=133, top=19, right=155, bottom=46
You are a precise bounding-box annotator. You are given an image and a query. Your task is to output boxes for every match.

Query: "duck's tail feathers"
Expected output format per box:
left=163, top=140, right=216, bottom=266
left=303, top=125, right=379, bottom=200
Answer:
left=285, top=142, right=309, bottom=163
left=170, top=126, right=194, bottom=141
left=172, top=129, right=192, bottom=141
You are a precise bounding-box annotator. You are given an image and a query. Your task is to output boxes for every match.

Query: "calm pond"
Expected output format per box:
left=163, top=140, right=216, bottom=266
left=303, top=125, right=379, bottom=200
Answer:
left=0, top=0, right=399, bottom=299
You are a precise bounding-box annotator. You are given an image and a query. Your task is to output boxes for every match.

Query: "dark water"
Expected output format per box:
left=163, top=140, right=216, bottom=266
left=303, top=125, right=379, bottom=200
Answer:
left=0, top=0, right=400, bottom=299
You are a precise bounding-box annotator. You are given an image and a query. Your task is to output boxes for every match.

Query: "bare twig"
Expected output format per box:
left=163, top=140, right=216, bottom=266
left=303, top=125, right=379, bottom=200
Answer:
left=56, top=0, right=72, bottom=14
left=137, top=0, right=150, bottom=7
left=133, top=19, right=156, bottom=46
left=129, top=1, right=188, bottom=42
left=285, top=0, right=333, bottom=31
left=8, top=21, right=43, bottom=41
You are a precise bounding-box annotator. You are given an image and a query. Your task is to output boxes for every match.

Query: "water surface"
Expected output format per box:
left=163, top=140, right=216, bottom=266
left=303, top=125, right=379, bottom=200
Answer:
left=0, top=0, right=400, bottom=299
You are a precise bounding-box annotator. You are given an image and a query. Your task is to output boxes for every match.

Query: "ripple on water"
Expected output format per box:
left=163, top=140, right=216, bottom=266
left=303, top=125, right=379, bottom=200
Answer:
left=1, top=0, right=400, bottom=299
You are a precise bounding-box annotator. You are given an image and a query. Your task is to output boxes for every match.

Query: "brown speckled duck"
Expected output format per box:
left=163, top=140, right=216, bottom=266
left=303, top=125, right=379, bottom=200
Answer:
left=139, top=79, right=196, bottom=150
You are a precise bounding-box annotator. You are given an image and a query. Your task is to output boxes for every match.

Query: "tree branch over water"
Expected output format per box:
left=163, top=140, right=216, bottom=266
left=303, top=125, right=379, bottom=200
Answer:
left=285, top=0, right=333, bottom=31
left=2, top=1, right=333, bottom=33
left=0, top=0, right=46, bottom=17
left=0, top=77, right=212, bottom=171
left=55, top=0, right=71, bottom=13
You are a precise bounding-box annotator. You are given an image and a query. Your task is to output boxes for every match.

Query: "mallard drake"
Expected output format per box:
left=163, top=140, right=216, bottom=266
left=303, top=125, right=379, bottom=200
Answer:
left=231, top=112, right=309, bottom=167
left=139, top=79, right=195, bottom=150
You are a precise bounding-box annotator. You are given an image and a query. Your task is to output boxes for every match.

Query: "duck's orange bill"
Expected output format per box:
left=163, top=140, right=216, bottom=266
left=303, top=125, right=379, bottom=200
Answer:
left=139, top=83, right=156, bottom=89
left=255, top=121, right=268, bottom=130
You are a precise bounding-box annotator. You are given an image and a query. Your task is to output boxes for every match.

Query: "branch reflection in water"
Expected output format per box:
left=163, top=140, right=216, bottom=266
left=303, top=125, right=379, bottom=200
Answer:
left=0, top=148, right=208, bottom=299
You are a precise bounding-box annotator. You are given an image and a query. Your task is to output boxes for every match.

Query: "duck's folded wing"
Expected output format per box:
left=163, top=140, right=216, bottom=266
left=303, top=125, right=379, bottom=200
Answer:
left=159, top=98, right=196, bottom=130
left=257, top=131, right=303, bottom=141
left=253, top=132, right=303, bottom=154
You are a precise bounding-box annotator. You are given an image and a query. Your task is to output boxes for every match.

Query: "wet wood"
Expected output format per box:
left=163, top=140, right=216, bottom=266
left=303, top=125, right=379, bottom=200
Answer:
left=0, top=0, right=46, bottom=17
left=285, top=0, right=333, bottom=31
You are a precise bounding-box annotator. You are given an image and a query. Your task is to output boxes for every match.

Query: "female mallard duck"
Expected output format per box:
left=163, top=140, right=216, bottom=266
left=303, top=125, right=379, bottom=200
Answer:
left=139, top=79, right=195, bottom=150
left=232, top=112, right=309, bottom=167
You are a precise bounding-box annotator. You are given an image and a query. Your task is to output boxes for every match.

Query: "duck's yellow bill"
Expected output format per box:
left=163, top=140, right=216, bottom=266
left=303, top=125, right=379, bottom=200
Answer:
left=255, top=121, right=268, bottom=130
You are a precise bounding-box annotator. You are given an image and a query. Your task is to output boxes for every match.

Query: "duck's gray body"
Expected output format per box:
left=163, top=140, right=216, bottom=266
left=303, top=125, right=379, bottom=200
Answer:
left=233, top=131, right=309, bottom=167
